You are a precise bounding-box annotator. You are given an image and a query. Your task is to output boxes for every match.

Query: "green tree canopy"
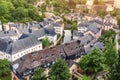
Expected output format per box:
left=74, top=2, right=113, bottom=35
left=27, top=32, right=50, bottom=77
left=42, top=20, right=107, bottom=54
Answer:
left=51, top=0, right=70, bottom=14
left=104, top=38, right=117, bottom=68
left=42, top=36, right=50, bottom=48
left=0, top=0, right=43, bottom=23
left=32, top=67, right=46, bottom=80
left=107, top=50, right=120, bottom=80
left=71, top=21, right=77, bottom=33
left=79, top=48, right=106, bottom=74
left=79, top=75, right=91, bottom=80
left=0, top=59, right=10, bottom=77
left=49, top=59, right=71, bottom=80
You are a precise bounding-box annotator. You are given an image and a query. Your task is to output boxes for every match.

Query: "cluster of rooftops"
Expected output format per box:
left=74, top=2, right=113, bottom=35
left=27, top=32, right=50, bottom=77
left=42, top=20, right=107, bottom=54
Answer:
left=0, top=16, right=63, bottom=55
left=11, top=40, right=85, bottom=79
left=0, top=14, right=118, bottom=79
left=0, top=36, right=40, bottom=55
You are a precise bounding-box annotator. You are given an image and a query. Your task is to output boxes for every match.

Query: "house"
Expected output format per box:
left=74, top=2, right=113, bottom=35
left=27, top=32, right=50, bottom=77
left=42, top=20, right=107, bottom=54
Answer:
left=64, top=13, right=82, bottom=21
left=0, top=30, right=19, bottom=40
left=78, top=34, right=96, bottom=48
left=103, top=15, right=118, bottom=30
left=85, top=42, right=105, bottom=53
left=0, top=35, right=42, bottom=62
left=52, top=23, right=64, bottom=35
left=3, top=22, right=15, bottom=31
left=44, top=26, right=57, bottom=42
left=86, top=0, right=95, bottom=9
left=41, top=19, right=64, bottom=35
left=106, top=3, right=114, bottom=12
left=62, top=41, right=85, bottom=60
left=30, top=28, right=46, bottom=40
left=78, top=21, right=102, bottom=40
left=63, top=30, right=72, bottom=44
left=49, top=16, right=63, bottom=23
left=44, top=12, right=55, bottom=18
left=114, top=0, right=120, bottom=9
left=11, top=40, right=85, bottom=80
left=73, top=30, right=84, bottom=40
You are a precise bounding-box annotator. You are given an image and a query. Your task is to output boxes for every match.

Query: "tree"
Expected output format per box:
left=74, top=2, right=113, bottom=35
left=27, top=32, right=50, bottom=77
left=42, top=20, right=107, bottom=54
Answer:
left=71, top=21, right=77, bottom=33
left=32, top=67, right=46, bottom=80
left=51, top=0, right=70, bottom=14
left=42, top=36, right=50, bottom=48
left=0, top=0, right=14, bottom=22
left=49, top=59, right=71, bottom=80
left=99, top=29, right=116, bottom=43
left=107, top=50, right=120, bottom=80
left=0, top=0, right=43, bottom=23
left=79, top=48, right=106, bottom=74
left=104, top=38, right=117, bottom=68
left=0, top=59, right=10, bottom=77
left=79, top=75, right=91, bottom=80
left=12, top=7, right=28, bottom=22
left=117, top=15, right=120, bottom=29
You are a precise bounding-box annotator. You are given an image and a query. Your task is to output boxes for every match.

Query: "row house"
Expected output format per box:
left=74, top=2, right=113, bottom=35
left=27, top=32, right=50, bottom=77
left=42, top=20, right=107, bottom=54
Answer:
left=103, top=15, right=118, bottom=30
left=0, top=35, right=42, bottom=62
left=11, top=40, right=85, bottom=80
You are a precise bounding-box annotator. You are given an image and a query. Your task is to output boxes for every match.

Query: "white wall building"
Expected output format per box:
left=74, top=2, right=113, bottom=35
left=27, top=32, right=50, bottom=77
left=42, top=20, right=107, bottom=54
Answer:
left=114, top=0, right=120, bottom=9
left=0, top=36, right=42, bottom=62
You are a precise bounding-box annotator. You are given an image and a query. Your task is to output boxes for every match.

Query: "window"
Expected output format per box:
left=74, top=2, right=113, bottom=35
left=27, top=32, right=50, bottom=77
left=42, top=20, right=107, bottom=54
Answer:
left=46, top=55, right=49, bottom=58
left=40, top=57, right=43, bottom=59
left=51, top=54, right=54, bottom=56
left=47, top=63, right=50, bottom=66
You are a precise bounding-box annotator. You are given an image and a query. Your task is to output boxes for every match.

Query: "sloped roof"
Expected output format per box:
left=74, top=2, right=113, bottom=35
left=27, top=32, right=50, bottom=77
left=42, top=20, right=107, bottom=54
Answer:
left=0, top=36, right=41, bottom=54
left=31, top=28, right=46, bottom=38
left=78, top=34, right=94, bottom=45
left=11, top=40, right=84, bottom=74
left=0, top=30, right=18, bottom=38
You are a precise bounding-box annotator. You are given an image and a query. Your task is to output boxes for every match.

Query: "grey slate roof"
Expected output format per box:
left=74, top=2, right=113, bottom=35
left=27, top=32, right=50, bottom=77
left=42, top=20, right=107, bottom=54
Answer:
left=31, top=28, right=46, bottom=38
left=85, top=42, right=105, bottom=53
left=11, top=40, right=84, bottom=75
left=78, top=22, right=101, bottom=34
left=44, top=26, right=56, bottom=36
left=73, top=30, right=84, bottom=37
left=52, top=23, right=61, bottom=27
left=0, top=30, right=18, bottom=38
left=78, top=34, right=94, bottom=45
left=0, top=36, right=41, bottom=54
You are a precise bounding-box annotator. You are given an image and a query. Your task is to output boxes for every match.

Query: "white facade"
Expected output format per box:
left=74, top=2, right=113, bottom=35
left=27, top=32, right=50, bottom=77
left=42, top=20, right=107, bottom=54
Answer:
left=86, top=0, right=94, bottom=9
left=47, top=34, right=57, bottom=43
left=54, top=27, right=63, bottom=35
left=0, top=43, right=42, bottom=62
left=104, top=25, right=113, bottom=30
left=114, top=0, right=120, bottom=8
left=63, top=30, right=72, bottom=43
left=78, top=27, right=87, bottom=33
left=0, top=21, right=2, bottom=31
